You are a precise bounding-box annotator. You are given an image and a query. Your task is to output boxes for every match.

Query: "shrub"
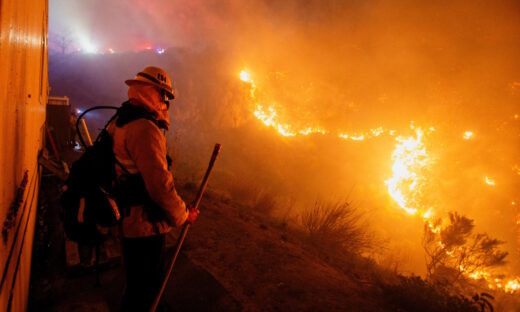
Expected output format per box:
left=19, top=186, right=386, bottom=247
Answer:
left=380, top=275, right=484, bottom=312
left=300, top=200, right=371, bottom=254
left=253, top=191, right=277, bottom=215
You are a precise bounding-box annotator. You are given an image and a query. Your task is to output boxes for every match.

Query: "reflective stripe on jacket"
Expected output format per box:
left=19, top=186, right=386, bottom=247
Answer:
left=108, top=116, right=187, bottom=237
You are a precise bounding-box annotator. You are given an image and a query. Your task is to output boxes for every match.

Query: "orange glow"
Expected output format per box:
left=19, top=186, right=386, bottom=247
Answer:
left=513, top=164, right=520, bottom=175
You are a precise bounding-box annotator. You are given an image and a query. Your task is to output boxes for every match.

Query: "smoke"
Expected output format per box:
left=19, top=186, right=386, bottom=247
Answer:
left=49, top=0, right=520, bottom=277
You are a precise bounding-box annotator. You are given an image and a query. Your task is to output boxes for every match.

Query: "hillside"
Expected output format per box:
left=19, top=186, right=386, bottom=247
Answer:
left=179, top=188, right=383, bottom=311
left=29, top=171, right=487, bottom=311
left=33, top=51, right=511, bottom=311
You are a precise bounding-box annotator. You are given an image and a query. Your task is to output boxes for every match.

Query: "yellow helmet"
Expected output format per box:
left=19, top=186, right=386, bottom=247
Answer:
left=125, top=66, right=175, bottom=99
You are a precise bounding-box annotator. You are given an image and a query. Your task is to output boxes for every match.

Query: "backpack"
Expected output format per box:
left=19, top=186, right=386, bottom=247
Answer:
left=61, top=103, right=163, bottom=244
left=61, top=106, right=120, bottom=244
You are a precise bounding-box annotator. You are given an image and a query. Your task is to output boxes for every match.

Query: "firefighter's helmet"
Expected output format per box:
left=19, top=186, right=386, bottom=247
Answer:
left=125, top=66, right=175, bottom=99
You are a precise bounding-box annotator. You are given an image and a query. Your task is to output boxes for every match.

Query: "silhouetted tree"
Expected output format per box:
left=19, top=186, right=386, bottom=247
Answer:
left=51, top=31, right=73, bottom=54
left=423, top=212, right=508, bottom=290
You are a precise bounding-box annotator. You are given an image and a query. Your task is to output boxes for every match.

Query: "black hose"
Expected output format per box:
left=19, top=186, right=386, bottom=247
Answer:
left=76, top=106, right=119, bottom=148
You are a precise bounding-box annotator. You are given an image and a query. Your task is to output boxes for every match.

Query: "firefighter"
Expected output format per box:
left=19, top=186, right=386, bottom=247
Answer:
left=107, top=66, right=199, bottom=311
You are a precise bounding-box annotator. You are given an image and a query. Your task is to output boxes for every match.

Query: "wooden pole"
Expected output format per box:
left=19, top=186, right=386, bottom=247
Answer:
left=79, top=118, right=93, bottom=147
left=149, top=143, right=221, bottom=312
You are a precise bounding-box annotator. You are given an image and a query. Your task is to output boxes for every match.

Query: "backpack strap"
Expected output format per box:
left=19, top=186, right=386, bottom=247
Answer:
left=111, top=101, right=162, bottom=175
left=115, top=101, right=159, bottom=128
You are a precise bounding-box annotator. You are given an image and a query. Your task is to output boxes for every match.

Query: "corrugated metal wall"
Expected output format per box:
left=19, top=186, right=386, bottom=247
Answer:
left=0, top=0, right=48, bottom=311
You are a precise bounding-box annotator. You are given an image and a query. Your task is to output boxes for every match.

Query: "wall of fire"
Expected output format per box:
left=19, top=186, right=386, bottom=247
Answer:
left=0, top=0, right=48, bottom=311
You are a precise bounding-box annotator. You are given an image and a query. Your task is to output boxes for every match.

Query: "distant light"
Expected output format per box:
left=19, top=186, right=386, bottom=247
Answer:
left=240, top=70, right=251, bottom=83
left=145, top=46, right=152, bottom=50
left=79, top=37, right=98, bottom=54
left=108, top=48, right=115, bottom=54
left=76, top=108, right=82, bottom=114
left=514, top=114, right=519, bottom=120
left=485, top=176, right=496, bottom=186
left=156, top=48, right=165, bottom=54
left=463, top=131, right=473, bottom=140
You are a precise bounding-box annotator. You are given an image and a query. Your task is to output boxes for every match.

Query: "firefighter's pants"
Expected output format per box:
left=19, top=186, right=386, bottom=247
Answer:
left=121, top=234, right=166, bottom=311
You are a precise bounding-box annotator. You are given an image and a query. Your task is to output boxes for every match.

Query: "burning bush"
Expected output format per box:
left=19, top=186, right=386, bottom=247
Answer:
left=423, top=212, right=508, bottom=292
left=300, top=200, right=372, bottom=255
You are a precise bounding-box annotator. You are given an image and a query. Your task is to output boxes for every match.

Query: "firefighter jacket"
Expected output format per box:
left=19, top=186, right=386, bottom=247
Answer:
left=107, top=100, right=187, bottom=237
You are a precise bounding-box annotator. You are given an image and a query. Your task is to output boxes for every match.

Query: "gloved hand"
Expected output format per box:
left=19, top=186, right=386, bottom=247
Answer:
left=186, top=206, right=200, bottom=224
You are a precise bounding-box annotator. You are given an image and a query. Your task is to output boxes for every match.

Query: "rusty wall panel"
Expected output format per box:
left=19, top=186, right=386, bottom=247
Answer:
left=0, top=0, right=48, bottom=310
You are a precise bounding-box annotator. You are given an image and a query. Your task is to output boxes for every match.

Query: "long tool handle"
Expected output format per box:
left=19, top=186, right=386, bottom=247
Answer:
left=150, top=143, right=222, bottom=312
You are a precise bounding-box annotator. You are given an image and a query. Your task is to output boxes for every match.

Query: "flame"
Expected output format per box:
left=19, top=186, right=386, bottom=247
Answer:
left=253, top=105, right=296, bottom=137
left=505, top=279, right=520, bottom=293
left=462, top=131, right=473, bottom=140
left=240, top=70, right=257, bottom=98
left=240, top=69, right=520, bottom=293
left=242, top=69, right=389, bottom=141
left=485, top=176, right=496, bottom=186
left=338, top=127, right=386, bottom=141
left=252, top=101, right=389, bottom=140
left=385, top=128, right=430, bottom=215
left=423, top=209, right=433, bottom=219
left=298, top=127, right=328, bottom=135
left=469, top=270, right=491, bottom=280
left=240, top=70, right=252, bottom=83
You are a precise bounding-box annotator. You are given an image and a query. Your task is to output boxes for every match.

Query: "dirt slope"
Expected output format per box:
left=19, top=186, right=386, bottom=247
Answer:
left=180, top=188, right=385, bottom=311
left=30, top=174, right=387, bottom=311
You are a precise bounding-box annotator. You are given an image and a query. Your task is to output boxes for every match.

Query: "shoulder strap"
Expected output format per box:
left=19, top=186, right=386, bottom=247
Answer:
left=112, top=101, right=160, bottom=176
left=115, top=101, right=159, bottom=128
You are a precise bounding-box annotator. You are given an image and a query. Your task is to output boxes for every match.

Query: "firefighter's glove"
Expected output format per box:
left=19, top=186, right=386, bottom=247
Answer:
left=187, top=207, right=200, bottom=224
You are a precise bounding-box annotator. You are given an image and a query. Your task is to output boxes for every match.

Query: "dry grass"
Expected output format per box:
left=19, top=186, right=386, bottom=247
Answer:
left=252, top=191, right=277, bottom=215
left=300, top=200, right=372, bottom=255
left=224, top=177, right=279, bottom=216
